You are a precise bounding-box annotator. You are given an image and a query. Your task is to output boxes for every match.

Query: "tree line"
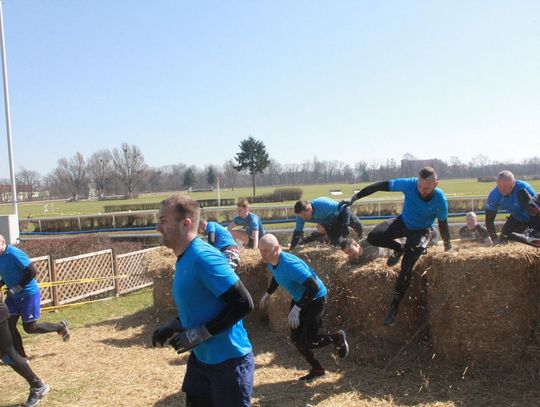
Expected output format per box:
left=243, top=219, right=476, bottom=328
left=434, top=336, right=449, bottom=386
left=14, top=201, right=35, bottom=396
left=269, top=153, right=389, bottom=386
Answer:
left=3, top=139, right=540, bottom=202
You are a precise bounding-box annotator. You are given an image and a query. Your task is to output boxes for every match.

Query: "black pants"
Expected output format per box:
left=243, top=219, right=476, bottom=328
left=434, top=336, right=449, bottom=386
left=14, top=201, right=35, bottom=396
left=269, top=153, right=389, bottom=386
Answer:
left=500, top=215, right=534, bottom=242
left=324, top=207, right=364, bottom=245
left=290, top=297, right=336, bottom=371
left=0, top=302, right=42, bottom=388
left=367, top=216, right=430, bottom=305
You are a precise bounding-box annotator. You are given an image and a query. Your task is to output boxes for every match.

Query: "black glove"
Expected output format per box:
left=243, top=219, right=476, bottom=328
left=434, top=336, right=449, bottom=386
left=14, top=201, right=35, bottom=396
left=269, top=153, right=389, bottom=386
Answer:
left=444, top=242, right=453, bottom=252
left=152, top=318, right=182, bottom=347
left=6, top=285, right=22, bottom=298
left=338, top=199, right=352, bottom=210
left=169, top=326, right=211, bottom=354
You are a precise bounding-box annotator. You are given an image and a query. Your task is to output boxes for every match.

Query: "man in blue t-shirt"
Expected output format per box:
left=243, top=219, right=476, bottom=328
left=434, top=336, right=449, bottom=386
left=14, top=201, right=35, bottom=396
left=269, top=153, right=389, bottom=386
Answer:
left=227, top=199, right=265, bottom=249
left=0, top=235, right=70, bottom=359
left=341, top=167, right=452, bottom=326
left=153, top=194, right=254, bottom=407
left=290, top=197, right=363, bottom=249
left=198, top=219, right=241, bottom=270
left=258, top=234, right=349, bottom=382
left=485, top=170, right=538, bottom=243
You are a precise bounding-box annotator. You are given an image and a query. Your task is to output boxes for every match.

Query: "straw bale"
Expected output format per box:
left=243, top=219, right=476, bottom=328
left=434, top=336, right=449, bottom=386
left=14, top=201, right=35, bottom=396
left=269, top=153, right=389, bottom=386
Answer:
left=426, top=243, right=540, bottom=367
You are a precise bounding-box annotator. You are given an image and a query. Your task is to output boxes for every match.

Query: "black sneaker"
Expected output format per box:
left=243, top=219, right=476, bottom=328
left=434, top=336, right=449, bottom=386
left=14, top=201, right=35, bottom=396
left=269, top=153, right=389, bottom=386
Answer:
left=58, top=320, right=70, bottom=342
left=386, top=249, right=404, bottom=267
left=24, top=383, right=50, bottom=407
left=384, top=304, right=399, bottom=326
left=335, top=330, right=349, bottom=359
left=299, top=369, right=326, bottom=382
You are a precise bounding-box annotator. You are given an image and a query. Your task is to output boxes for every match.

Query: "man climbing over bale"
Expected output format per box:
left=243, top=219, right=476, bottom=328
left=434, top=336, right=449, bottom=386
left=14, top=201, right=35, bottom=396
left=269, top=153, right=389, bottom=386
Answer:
left=289, top=197, right=363, bottom=249
left=459, top=212, right=492, bottom=245
left=198, top=219, right=241, bottom=271
left=258, top=233, right=349, bottom=382
left=0, top=234, right=70, bottom=359
left=340, top=237, right=391, bottom=265
left=153, top=194, right=254, bottom=407
left=227, top=199, right=266, bottom=249
left=340, top=167, right=452, bottom=326
left=485, top=170, right=537, bottom=244
left=511, top=191, right=540, bottom=247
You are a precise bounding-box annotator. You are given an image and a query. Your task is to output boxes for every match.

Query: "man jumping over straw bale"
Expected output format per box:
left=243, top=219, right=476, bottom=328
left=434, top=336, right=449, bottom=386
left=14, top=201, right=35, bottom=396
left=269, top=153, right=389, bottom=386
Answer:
left=289, top=197, right=363, bottom=249
left=340, top=167, right=452, bottom=326
left=0, top=235, right=70, bottom=359
left=153, top=194, right=254, bottom=406
left=227, top=199, right=266, bottom=249
left=258, top=234, right=349, bottom=382
left=198, top=219, right=241, bottom=271
left=485, top=170, right=538, bottom=244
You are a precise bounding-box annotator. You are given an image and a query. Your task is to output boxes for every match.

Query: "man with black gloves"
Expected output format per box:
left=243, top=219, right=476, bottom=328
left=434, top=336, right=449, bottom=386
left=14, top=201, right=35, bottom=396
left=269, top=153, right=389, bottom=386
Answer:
left=485, top=170, right=537, bottom=244
left=0, top=235, right=70, bottom=359
left=258, top=234, right=349, bottom=382
left=340, top=167, right=452, bottom=326
left=289, top=197, right=363, bottom=249
left=0, top=300, right=50, bottom=407
left=153, top=194, right=254, bottom=407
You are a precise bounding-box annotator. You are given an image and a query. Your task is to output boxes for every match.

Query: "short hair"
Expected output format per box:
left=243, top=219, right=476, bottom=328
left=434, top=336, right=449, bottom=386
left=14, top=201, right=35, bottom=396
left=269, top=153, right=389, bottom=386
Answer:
left=340, top=237, right=355, bottom=250
left=294, top=200, right=310, bottom=214
left=418, top=167, right=437, bottom=180
left=161, top=193, right=200, bottom=228
left=497, top=170, right=515, bottom=182
left=237, top=199, right=249, bottom=208
left=465, top=212, right=477, bottom=220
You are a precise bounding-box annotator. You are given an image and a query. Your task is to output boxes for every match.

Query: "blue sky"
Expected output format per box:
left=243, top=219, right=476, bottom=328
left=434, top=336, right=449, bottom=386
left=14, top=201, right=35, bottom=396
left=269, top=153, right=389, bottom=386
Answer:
left=0, top=0, right=538, bottom=178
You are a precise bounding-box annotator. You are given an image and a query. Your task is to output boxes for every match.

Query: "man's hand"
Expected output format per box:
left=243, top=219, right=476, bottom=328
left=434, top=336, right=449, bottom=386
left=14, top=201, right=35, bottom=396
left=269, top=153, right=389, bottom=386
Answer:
left=169, top=326, right=211, bottom=354
left=288, top=305, right=301, bottom=329
left=338, top=199, right=352, bottom=210
left=7, top=285, right=22, bottom=297
left=152, top=325, right=175, bottom=347
left=259, top=293, right=271, bottom=309
left=444, top=242, right=453, bottom=252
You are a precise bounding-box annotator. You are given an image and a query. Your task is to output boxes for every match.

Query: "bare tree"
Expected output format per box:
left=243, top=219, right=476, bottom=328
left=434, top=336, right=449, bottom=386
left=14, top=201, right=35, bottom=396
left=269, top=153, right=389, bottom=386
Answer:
left=88, top=149, right=114, bottom=198
left=53, top=152, right=88, bottom=199
left=112, top=142, right=149, bottom=198
left=16, top=168, right=41, bottom=201
left=223, top=159, right=239, bottom=190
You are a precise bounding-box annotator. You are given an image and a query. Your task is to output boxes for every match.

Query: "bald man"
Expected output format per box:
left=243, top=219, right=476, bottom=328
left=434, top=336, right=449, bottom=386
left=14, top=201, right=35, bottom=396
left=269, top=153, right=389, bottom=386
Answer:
left=258, top=234, right=349, bottom=381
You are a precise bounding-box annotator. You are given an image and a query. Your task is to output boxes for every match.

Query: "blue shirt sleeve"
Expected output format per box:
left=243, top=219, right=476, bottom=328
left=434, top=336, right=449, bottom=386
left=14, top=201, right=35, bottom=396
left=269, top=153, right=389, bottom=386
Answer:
left=196, top=250, right=239, bottom=298
left=294, top=216, right=305, bottom=232
left=249, top=214, right=259, bottom=231
left=486, top=188, right=499, bottom=212
left=436, top=192, right=448, bottom=221
left=206, top=222, right=216, bottom=234
left=389, top=178, right=415, bottom=193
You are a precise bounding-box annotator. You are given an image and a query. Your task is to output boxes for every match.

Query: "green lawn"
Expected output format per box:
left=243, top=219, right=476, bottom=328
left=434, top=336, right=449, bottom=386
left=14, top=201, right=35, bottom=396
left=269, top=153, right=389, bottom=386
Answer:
left=2, top=178, right=539, bottom=219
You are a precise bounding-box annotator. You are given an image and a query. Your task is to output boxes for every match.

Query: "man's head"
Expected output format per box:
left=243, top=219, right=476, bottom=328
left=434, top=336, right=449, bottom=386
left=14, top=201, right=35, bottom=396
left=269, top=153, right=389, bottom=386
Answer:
left=465, top=212, right=478, bottom=229
left=197, top=219, right=208, bottom=234
left=340, top=238, right=363, bottom=259
left=258, top=234, right=281, bottom=265
left=156, top=194, right=200, bottom=254
left=417, top=167, right=439, bottom=199
left=496, top=170, right=516, bottom=197
left=237, top=199, right=250, bottom=218
left=294, top=200, right=313, bottom=221
left=0, top=234, right=6, bottom=255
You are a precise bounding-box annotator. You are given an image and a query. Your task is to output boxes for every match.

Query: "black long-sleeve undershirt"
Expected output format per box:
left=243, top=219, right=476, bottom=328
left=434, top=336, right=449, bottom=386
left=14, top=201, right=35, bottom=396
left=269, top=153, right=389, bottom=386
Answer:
left=205, top=280, right=253, bottom=336
left=485, top=210, right=498, bottom=241
left=353, top=181, right=390, bottom=201
left=265, top=275, right=320, bottom=308
left=438, top=219, right=450, bottom=245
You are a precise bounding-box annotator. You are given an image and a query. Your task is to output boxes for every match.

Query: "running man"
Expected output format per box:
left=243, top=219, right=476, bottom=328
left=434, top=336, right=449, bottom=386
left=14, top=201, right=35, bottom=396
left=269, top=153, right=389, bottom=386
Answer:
left=198, top=219, right=241, bottom=270
left=485, top=170, right=537, bottom=244
left=340, top=167, right=452, bottom=326
left=290, top=197, right=363, bottom=249
left=258, top=234, right=349, bottom=381
left=227, top=199, right=265, bottom=249
left=0, top=235, right=70, bottom=358
left=153, top=194, right=254, bottom=406
left=0, top=300, right=49, bottom=407
left=459, top=212, right=492, bottom=245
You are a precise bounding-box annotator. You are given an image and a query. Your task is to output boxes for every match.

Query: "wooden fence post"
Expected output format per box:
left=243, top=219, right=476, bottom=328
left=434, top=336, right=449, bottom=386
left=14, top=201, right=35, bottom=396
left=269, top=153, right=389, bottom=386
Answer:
left=112, top=249, right=121, bottom=297
left=49, top=256, right=59, bottom=307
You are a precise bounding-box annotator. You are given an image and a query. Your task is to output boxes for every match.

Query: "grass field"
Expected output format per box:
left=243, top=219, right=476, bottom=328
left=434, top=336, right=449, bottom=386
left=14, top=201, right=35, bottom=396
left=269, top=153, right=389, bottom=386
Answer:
left=2, top=288, right=538, bottom=406
left=2, top=178, right=539, bottom=219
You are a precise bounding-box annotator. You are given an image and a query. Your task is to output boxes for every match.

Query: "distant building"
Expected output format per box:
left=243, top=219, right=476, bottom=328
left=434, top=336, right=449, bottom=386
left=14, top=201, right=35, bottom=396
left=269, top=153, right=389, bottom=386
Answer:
left=400, top=159, right=447, bottom=177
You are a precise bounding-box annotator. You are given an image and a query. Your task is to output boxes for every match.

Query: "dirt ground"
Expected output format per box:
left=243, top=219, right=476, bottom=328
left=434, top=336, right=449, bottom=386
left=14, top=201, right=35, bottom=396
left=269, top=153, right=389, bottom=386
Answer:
left=1, top=308, right=539, bottom=407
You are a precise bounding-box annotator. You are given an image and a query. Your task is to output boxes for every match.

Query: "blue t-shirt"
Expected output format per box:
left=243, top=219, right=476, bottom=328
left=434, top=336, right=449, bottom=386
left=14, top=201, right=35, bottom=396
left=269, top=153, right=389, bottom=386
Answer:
left=0, top=245, right=39, bottom=299
left=389, top=178, right=448, bottom=230
left=205, top=222, right=237, bottom=251
left=173, top=237, right=252, bottom=364
left=232, top=213, right=265, bottom=237
left=266, top=251, right=327, bottom=302
left=294, top=197, right=340, bottom=232
left=486, top=180, right=536, bottom=222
